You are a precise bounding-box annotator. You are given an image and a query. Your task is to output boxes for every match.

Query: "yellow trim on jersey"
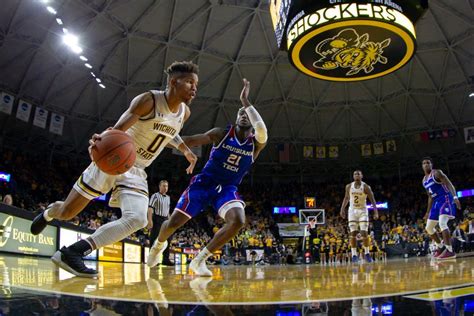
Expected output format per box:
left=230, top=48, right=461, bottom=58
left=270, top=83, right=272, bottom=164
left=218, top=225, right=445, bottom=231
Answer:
left=76, top=175, right=102, bottom=198
left=113, top=185, right=148, bottom=197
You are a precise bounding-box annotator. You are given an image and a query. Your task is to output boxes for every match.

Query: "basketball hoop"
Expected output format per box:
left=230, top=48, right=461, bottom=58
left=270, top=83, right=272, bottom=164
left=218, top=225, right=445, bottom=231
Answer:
left=299, top=209, right=325, bottom=226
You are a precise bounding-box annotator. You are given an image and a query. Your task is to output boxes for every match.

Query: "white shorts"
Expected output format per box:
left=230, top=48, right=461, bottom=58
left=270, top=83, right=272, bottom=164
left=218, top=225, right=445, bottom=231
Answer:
left=348, top=208, right=369, bottom=224
left=73, top=162, right=148, bottom=207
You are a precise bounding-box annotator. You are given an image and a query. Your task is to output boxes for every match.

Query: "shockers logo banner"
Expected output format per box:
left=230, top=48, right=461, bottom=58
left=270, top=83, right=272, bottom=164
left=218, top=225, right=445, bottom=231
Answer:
left=271, top=1, right=426, bottom=81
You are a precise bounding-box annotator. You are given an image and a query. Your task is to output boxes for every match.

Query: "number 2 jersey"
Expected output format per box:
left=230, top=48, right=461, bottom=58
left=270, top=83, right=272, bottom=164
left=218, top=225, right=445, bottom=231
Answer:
left=200, top=125, right=255, bottom=186
left=349, top=181, right=367, bottom=210
left=127, top=90, right=185, bottom=169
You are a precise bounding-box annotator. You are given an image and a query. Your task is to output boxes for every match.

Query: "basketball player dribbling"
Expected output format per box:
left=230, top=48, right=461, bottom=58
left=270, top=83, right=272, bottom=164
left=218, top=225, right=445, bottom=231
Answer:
left=422, top=157, right=460, bottom=260
left=30, top=61, right=199, bottom=277
left=340, top=170, right=379, bottom=263
left=147, top=79, right=267, bottom=276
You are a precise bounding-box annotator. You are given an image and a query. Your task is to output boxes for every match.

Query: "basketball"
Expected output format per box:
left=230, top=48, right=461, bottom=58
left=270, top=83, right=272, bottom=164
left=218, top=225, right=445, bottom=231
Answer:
left=90, top=129, right=136, bottom=175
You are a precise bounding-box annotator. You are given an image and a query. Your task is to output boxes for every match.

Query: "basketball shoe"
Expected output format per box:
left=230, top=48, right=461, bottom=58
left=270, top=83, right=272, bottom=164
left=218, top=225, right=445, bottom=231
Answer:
left=147, top=240, right=168, bottom=267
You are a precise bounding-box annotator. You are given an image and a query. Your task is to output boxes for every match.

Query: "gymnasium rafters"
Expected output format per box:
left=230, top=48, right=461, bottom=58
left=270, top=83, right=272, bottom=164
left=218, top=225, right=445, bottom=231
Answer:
left=0, top=0, right=473, bottom=163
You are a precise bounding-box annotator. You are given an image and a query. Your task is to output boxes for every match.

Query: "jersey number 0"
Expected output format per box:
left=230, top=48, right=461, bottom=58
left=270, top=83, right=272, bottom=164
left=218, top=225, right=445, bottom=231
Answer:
left=147, top=134, right=166, bottom=153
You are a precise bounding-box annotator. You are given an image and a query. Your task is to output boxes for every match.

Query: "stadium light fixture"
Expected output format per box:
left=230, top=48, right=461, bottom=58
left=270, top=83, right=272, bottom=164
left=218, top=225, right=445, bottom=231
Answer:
left=46, top=6, right=57, bottom=14
left=63, top=33, right=83, bottom=54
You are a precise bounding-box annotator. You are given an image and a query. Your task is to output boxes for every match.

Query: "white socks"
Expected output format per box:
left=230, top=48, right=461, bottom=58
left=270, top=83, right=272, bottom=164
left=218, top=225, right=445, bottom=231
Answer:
left=364, top=246, right=370, bottom=254
left=43, top=209, right=53, bottom=222
left=446, top=245, right=453, bottom=252
left=195, top=247, right=212, bottom=262
left=351, top=248, right=357, bottom=256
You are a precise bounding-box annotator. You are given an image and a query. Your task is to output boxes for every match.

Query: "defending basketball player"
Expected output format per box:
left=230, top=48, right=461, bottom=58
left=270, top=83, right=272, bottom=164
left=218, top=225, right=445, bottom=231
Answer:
left=30, top=61, right=199, bottom=277
left=147, top=78, right=267, bottom=276
left=422, top=157, right=460, bottom=260
left=340, top=170, right=378, bottom=263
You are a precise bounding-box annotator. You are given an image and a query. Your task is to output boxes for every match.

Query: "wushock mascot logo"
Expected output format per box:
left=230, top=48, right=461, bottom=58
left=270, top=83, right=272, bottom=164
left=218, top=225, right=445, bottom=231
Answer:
left=313, top=29, right=391, bottom=76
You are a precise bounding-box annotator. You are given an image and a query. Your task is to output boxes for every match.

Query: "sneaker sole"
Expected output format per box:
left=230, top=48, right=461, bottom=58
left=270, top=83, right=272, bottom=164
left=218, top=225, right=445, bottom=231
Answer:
left=51, top=251, right=98, bottom=278
left=146, top=250, right=163, bottom=267
left=436, top=255, right=457, bottom=261
left=189, top=262, right=212, bottom=277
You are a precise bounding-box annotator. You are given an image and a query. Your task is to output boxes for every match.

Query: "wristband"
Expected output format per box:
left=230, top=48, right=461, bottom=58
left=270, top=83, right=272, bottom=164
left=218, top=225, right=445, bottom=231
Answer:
left=169, top=134, right=184, bottom=149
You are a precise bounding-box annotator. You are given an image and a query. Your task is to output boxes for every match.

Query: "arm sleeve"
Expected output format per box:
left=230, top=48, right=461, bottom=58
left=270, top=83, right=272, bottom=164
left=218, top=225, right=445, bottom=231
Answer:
left=245, top=106, right=268, bottom=144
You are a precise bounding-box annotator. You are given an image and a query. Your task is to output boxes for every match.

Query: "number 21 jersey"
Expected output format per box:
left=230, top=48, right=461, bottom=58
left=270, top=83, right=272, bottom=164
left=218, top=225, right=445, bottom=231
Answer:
left=201, top=125, right=255, bottom=186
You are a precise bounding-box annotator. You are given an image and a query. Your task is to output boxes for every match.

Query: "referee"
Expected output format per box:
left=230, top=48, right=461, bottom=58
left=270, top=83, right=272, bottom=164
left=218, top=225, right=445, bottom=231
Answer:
left=147, top=180, right=173, bottom=266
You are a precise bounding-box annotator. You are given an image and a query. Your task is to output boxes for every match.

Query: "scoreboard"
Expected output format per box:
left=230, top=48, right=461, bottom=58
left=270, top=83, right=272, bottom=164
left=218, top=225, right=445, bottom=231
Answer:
left=270, top=0, right=428, bottom=81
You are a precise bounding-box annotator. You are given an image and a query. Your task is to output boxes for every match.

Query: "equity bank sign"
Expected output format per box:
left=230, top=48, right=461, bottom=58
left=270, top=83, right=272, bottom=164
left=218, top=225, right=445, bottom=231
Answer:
left=286, top=2, right=417, bottom=81
left=0, top=213, right=57, bottom=256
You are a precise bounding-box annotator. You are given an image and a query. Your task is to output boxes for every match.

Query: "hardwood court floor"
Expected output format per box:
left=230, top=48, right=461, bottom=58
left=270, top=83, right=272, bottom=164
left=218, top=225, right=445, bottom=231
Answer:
left=0, top=254, right=472, bottom=305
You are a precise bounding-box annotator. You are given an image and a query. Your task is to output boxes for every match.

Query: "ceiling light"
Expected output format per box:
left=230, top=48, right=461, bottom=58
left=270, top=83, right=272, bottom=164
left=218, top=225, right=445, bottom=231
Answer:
left=46, top=6, right=57, bottom=14
left=70, top=45, right=83, bottom=54
left=56, top=18, right=63, bottom=25
left=96, top=78, right=102, bottom=83
left=62, top=28, right=68, bottom=34
left=99, top=84, right=106, bottom=89
left=469, top=92, right=474, bottom=98
left=63, top=34, right=77, bottom=46
left=80, top=56, right=88, bottom=61
left=90, top=72, right=96, bottom=77
left=62, top=33, right=83, bottom=54
left=84, top=63, right=92, bottom=69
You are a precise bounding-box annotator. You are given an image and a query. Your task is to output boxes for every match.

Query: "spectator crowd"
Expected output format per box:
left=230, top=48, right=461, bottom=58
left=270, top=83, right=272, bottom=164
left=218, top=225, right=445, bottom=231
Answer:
left=1, top=149, right=473, bottom=264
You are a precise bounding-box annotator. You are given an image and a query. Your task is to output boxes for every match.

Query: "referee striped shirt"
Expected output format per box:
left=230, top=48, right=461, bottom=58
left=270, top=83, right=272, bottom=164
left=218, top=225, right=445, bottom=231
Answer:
left=149, top=192, right=170, bottom=217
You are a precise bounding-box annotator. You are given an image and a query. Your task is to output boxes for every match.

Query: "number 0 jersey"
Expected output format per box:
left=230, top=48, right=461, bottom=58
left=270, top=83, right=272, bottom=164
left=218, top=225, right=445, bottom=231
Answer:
left=349, top=181, right=367, bottom=210
left=127, top=90, right=185, bottom=169
left=201, top=125, right=255, bottom=186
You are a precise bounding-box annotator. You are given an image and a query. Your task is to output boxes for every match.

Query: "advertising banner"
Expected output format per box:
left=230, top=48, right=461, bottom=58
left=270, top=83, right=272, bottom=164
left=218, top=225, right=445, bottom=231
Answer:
left=277, top=223, right=306, bottom=237
left=59, top=228, right=97, bottom=260
left=124, top=242, right=141, bottom=263
left=0, top=213, right=57, bottom=256
left=98, top=241, right=123, bottom=262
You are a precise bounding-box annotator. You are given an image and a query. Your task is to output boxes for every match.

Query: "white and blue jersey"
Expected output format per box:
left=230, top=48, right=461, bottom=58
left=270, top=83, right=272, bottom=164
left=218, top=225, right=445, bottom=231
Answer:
left=175, top=126, right=255, bottom=218
left=422, top=170, right=456, bottom=220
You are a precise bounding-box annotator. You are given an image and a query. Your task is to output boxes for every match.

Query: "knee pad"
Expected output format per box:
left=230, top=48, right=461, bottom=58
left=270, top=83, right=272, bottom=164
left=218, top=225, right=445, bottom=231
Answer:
left=425, top=219, right=438, bottom=235
left=359, top=221, right=369, bottom=232
left=349, top=222, right=358, bottom=232
left=438, top=215, right=451, bottom=232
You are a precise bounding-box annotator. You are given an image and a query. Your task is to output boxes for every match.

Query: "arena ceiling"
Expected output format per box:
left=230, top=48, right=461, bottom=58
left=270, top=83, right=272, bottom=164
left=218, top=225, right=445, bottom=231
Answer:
left=0, top=0, right=473, bottom=164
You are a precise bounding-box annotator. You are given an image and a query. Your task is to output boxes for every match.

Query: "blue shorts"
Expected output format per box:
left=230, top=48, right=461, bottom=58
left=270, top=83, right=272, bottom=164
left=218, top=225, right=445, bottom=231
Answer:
left=428, top=195, right=456, bottom=221
left=175, top=174, right=245, bottom=219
